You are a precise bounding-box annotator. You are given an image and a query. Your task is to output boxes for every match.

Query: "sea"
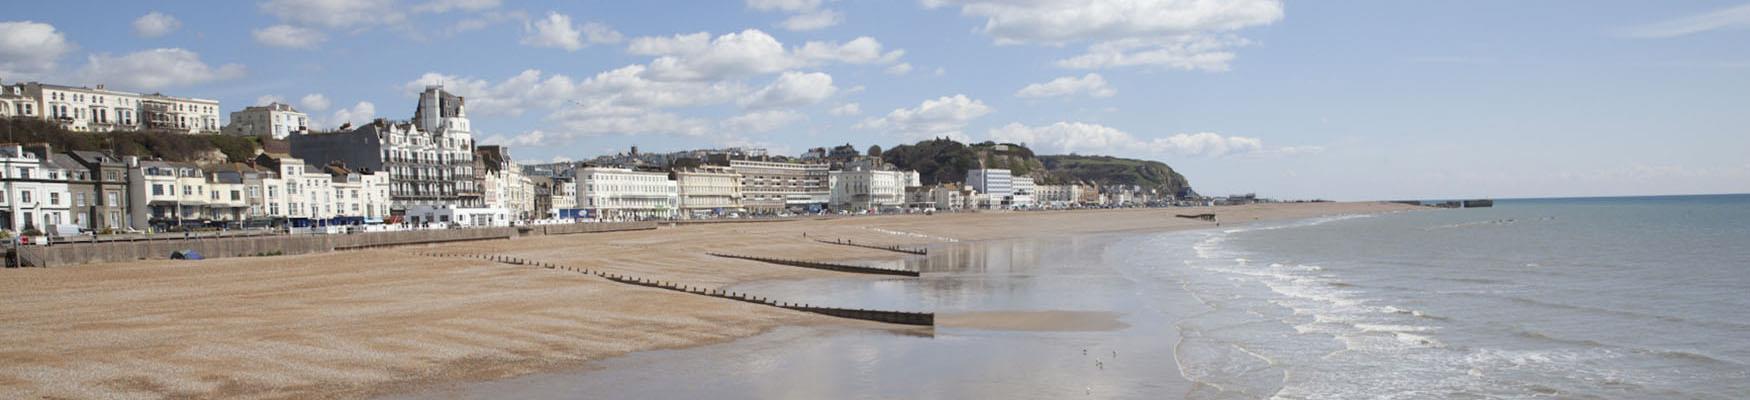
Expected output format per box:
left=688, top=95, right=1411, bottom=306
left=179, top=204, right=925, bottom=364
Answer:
left=392, top=194, right=1750, bottom=400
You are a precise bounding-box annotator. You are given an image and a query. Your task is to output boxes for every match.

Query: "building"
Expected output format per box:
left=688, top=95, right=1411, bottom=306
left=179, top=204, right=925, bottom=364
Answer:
left=964, top=169, right=1013, bottom=209
left=226, top=102, right=309, bottom=139
left=0, top=81, right=42, bottom=120
left=726, top=158, right=829, bottom=213
left=575, top=166, right=677, bottom=221
left=672, top=165, right=741, bottom=218
left=325, top=163, right=392, bottom=222
left=127, top=160, right=208, bottom=230
left=62, top=150, right=133, bottom=231
left=477, top=145, right=534, bottom=220
left=1010, top=176, right=1037, bottom=209
left=0, top=144, right=72, bottom=233
left=1034, top=184, right=1086, bottom=208
left=531, top=175, right=579, bottom=219
left=830, top=163, right=909, bottom=211
left=1, top=81, right=220, bottom=134
left=10, top=82, right=143, bottom=132
left=405, top=205, right=510, bottom=227
left=289, top=85, right=479, bottom=215
left=140, top=94, right=222, bottom=134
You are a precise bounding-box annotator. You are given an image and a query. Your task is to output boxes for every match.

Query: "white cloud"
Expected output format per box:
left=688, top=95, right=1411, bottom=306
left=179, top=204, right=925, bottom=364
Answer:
left=743, top=71, right=837, bottom=108
left=1055, top=34, right=1250, bottom=71
left=885, top=62, right=914, bottom=75
left=781, top=10, right=844, bottom=31
left=299, top=93, right=332, bottom=111
left=255, top=95, right=285, bottom=106
left=259, top=0, right=403, bottom=29
left=414, top=0, right=501, bottom=13
left=795, top=36, right=904, bottom=64
left=0, top=21, right=74, bottom=79
left=748, top=0, right=843, bottom=31
left=829, top=103, right=862, bottom=116
left=324, top=101, right=377, bottom=130
left=722, top=109, right=805, bottom=133
left=522, top=11, right=621, bottom=51
left=483, top=130, right=551, bottom=147
left=1016, top=73, right=1116, bottom=98
left=449, top=10, right=528, bottom=35
left=133, top=12, right=181, bottom=38
left=629, top=29, right=902, bottom=81
left=857, top=94, right=993, bottom=140
left=988, top=122, right=1270, bottom=157
left=1624, top=3, right=1750, bottom=38
left=75, top=48, right=245, bottom=90
left=253, top=25, right=327, bottom=49
left=925, top=0, right=1282, bottom=70
left=746, top=0, right=820, bottom=12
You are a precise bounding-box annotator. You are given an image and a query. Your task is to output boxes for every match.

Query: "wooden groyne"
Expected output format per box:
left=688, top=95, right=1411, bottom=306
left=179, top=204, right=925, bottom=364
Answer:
left=414, top=252, right=934, bottom=326
left=813, top=238, right=927, bottom=255
left=706, top=252, right=919, bottom=277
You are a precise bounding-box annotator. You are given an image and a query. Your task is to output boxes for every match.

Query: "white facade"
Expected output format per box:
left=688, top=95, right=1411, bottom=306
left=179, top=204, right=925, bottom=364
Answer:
left=226, top=102, right=309, bottom=139
left=673, top=166, right=742, bottom=217
left=965, top=169, right=1013, bottom=208
left=329, top=167, right=392, bottom=220
left=728, top=159, right=830, bottom=212
left=575, top=167, right=678, bottom=220
left=1010, top=176, right=1036, bottom=209
left=128, top=160, right=209, bottom=229
left=0, top=145, right=72, bottom=233
left=16, top=83, right=144, bottom=132
left=830, top=167, right=909, bottom=211
left=405, top=205, right=510, bottom=227
left=1035, top=184, right=1085, bottom=208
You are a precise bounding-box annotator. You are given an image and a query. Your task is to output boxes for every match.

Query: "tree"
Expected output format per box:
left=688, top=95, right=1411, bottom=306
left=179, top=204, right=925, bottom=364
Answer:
left=867, top=145, right=882, bottom=157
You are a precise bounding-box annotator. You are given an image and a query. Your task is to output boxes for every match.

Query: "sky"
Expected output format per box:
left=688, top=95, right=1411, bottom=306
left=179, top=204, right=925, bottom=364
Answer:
left=2, top=0, right=1747, bottom=200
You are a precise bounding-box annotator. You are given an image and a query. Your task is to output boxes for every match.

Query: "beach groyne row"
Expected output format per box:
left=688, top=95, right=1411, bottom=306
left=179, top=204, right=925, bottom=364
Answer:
left=528, top=221, right=658, bottom=236
left=414, top=252, right=934, bottom=326
left=706, top=252, right=919, bottom=277
left=813, top=238, right=928, bottom=255
left=12, top=222, right=656, bottom=268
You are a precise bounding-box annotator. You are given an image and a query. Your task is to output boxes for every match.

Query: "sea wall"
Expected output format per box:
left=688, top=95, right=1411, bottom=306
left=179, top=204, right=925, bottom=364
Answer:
left=15, top=222, right=656, bottom=267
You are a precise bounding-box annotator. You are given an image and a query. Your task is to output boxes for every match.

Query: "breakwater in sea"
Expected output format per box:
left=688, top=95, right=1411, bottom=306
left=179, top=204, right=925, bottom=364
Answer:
left=813, top=238, right=928, bottom=255
left=706, top=252, right=920, bottom=277
left=415, top=252, right=935, bottom=326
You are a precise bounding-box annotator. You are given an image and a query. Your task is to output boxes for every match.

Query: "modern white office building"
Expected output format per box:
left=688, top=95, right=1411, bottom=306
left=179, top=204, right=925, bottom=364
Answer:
left=1010, top=176, right=1037, bottom=209
left=575, top=167, right=678, bottom=221
left=964, top=169, right=1013, bottom=209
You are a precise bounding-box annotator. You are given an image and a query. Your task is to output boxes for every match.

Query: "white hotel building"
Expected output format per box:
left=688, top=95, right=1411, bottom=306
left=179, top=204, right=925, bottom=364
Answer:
left=673, top=165, right=742, bottom=218
left=0, top=81, right=220, bottom=134
left=575, top=167, right=678, bottom=221
left=226, top=102, right=309, bottom=139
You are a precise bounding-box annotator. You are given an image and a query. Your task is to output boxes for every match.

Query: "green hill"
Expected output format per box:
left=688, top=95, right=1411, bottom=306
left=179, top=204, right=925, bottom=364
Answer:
left=882, top=138, right=1194, bottom=196
left=1037, top=155, right=1194, bottom=197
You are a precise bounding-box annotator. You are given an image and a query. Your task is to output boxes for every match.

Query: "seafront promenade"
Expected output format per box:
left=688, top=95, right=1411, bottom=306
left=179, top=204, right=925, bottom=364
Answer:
left=0, top=203, right=1416, bottom=399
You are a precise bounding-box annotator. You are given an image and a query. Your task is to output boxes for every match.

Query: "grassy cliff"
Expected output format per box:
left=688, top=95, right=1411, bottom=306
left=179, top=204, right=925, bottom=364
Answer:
left=0, top=118, right=261, bottom=163
left=882, top=138, right=1193, bottom=195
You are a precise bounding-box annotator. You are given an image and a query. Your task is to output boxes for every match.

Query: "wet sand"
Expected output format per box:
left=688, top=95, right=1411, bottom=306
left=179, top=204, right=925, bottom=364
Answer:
left=0, top=202, right=1417, bottom=399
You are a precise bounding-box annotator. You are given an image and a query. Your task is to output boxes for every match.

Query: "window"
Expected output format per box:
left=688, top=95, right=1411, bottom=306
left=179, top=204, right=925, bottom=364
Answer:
left=183, top=185, right=192, bottom=196
left=107, top=192, right=118, bottom=206
left=21, top=191, right=32, bottom=203
left=230, top=190, right=241, bottom=201
left=15, top=167, right=28, bottom=178
left=75, top=193, right=86, bottom=207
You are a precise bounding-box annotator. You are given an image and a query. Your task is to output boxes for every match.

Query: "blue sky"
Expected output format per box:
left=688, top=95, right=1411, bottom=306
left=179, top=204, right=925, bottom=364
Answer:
left=3, top=0, right=1747, bottom=200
